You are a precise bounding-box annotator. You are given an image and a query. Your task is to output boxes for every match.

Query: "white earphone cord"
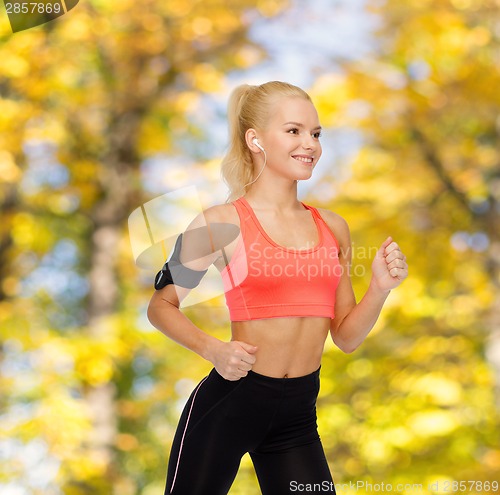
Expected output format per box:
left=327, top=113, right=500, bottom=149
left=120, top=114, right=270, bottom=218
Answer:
left=242, top=148, right=267, bottom=191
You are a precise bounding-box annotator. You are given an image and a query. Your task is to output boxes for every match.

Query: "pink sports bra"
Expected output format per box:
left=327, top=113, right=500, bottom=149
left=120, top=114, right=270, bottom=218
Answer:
left=221, top=196, right=342, bottom=321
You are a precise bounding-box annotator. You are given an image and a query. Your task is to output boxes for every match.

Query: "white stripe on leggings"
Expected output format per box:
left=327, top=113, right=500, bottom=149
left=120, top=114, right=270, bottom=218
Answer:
left=170, top=375, right=209, bottom=494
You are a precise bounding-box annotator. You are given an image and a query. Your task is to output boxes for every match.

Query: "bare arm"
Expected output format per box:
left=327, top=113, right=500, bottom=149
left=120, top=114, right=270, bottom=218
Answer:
left=328, top=215, right=408, bottom=353
left=147, top=208, right=257, bottom=380
left=148, top=285, right=222, bottom=361
left=331, top=279, right=391, bottom=354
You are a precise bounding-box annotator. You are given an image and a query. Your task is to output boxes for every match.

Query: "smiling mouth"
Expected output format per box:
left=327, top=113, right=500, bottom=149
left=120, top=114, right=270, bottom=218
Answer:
left=292, top=156, right=314, bottom=164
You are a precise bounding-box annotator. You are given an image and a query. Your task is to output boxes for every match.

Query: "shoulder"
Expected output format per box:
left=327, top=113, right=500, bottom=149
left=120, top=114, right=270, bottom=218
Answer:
left=183, top=202, right=240, bottom=254
left=201, top=201, right=240, bottom=226
left=183, top=201, right=239, bottom=229
left=316, top=207, right=349, bottom=234
left=315, top=207, right=351, bottom=253
left=178, top=201, right=240, bottom=269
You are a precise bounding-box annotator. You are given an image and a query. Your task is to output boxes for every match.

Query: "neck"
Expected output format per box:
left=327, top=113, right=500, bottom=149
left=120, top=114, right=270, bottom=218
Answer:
left=244, top=180, right=301, bottom=211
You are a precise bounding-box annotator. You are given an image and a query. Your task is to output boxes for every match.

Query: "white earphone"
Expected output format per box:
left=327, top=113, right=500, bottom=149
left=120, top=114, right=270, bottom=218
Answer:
left=252, top=138, right=265, bottom=152
left=241, top=138, right=267, bottom=191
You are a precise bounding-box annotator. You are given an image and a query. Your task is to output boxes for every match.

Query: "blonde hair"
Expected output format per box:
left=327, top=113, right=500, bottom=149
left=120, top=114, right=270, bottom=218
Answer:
left=220, top=81, right=312, bottom=203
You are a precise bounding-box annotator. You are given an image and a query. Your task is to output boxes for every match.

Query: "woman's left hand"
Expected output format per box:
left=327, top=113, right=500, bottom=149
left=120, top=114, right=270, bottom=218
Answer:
left=371, top=237, right=408, bottom=293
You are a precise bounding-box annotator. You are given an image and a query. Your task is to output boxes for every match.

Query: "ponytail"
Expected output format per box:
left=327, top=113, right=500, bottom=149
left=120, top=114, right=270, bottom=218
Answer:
left=220, top=85, right=255, bottom=203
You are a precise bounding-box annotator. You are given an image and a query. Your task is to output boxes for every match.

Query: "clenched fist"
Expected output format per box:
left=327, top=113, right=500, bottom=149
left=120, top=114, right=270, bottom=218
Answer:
left=209, top=340, right=258, bottom=381
left=371, top=237, right=408, bottom=293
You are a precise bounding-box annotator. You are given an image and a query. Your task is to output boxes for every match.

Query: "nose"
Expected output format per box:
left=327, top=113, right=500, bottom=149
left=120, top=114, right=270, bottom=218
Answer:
left=302, top=134, right=317, bottom=150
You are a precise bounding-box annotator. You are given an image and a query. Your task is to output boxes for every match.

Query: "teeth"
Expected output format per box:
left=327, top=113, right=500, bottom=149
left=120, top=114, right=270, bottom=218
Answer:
left=293, top=156, right=313, bottom=163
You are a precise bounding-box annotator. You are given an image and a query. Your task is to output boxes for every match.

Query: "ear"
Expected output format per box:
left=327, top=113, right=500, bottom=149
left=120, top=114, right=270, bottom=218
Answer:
left=245, top=128, right=262, bottom=154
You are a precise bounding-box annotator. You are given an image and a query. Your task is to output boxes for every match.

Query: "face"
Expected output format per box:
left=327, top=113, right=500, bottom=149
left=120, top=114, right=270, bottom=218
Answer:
left=253, top=96, right=323, bottom=181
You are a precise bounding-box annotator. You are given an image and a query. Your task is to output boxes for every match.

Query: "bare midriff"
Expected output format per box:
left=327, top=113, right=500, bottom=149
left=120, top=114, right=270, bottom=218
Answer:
left=231, top=316, right=331, bottom=378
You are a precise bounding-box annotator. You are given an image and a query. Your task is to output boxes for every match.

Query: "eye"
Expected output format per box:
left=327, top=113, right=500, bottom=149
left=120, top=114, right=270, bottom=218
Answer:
left=287, top=128, right=299, bottom=135
left=313, top=131, right=322, bottom=139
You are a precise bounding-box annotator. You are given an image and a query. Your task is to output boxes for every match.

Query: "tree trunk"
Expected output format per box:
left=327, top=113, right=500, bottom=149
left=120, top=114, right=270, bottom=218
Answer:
left=82, top=112, right=142, bottom=484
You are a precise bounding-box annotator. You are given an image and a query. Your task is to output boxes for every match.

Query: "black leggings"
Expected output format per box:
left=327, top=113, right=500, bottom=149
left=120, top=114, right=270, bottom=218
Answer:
left=164, top=367, right=335, bottom=495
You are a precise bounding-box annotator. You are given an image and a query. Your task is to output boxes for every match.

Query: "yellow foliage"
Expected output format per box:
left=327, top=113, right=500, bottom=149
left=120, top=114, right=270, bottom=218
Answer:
left=0, top=151, right=21, bottom=183
left=11, top=212, right=51, bottom=251
left=310, top=74, right=352, bottom=125
left=256, top=0, right=288, bottom=17
left=66, top=454, right=108, bottom=480
left=191, top=63, right=224, bottom=92
left=164, top=0, right=193, bottom=18
left=481, top=449, right=500, bottom=470
left=318, top=404, right=353, bottom=431
left=346, top=358, right=373, bottom=380
left=175, top=91, right=201, bottom=113
left=412, top=373, right=463, bottom=406
left=37, top=394, right=93, bottom=450
left=0, top=53, right=30, bottom=78
left=407, top=409, right=459, bottom=437
left=25, top=118, right=66, bottom=144
left=234, top=46, right=263, bottom=68
left=73, top=337, right=118, bottom=386
left=360, top=436, right=395, bottom=464
left=115, top=433, right=140, bottom=451
left=385, top=426, right=415, bottom=448
left=58, top=15, right=91, bottom=41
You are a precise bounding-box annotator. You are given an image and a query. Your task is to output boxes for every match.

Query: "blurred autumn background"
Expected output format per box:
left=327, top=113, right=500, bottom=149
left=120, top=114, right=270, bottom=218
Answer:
left=1, top=0, right=499, bottom=493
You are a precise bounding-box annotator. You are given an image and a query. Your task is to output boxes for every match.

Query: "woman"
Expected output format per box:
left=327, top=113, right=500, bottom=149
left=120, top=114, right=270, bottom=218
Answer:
left=148, top=81, right=408, bottom=495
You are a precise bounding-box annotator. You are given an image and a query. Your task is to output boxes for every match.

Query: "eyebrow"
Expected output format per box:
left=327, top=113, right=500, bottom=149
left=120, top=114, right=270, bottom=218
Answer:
left=282, top=121, right=322, bottom=131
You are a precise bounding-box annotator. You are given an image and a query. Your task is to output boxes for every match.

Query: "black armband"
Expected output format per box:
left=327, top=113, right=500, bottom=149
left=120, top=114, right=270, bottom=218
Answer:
left=154, top=234, right=208, bottom=290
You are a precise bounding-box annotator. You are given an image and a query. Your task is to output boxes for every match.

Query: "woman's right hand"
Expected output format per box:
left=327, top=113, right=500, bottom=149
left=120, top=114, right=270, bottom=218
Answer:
left=209, top=340, right=258, bottom=381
